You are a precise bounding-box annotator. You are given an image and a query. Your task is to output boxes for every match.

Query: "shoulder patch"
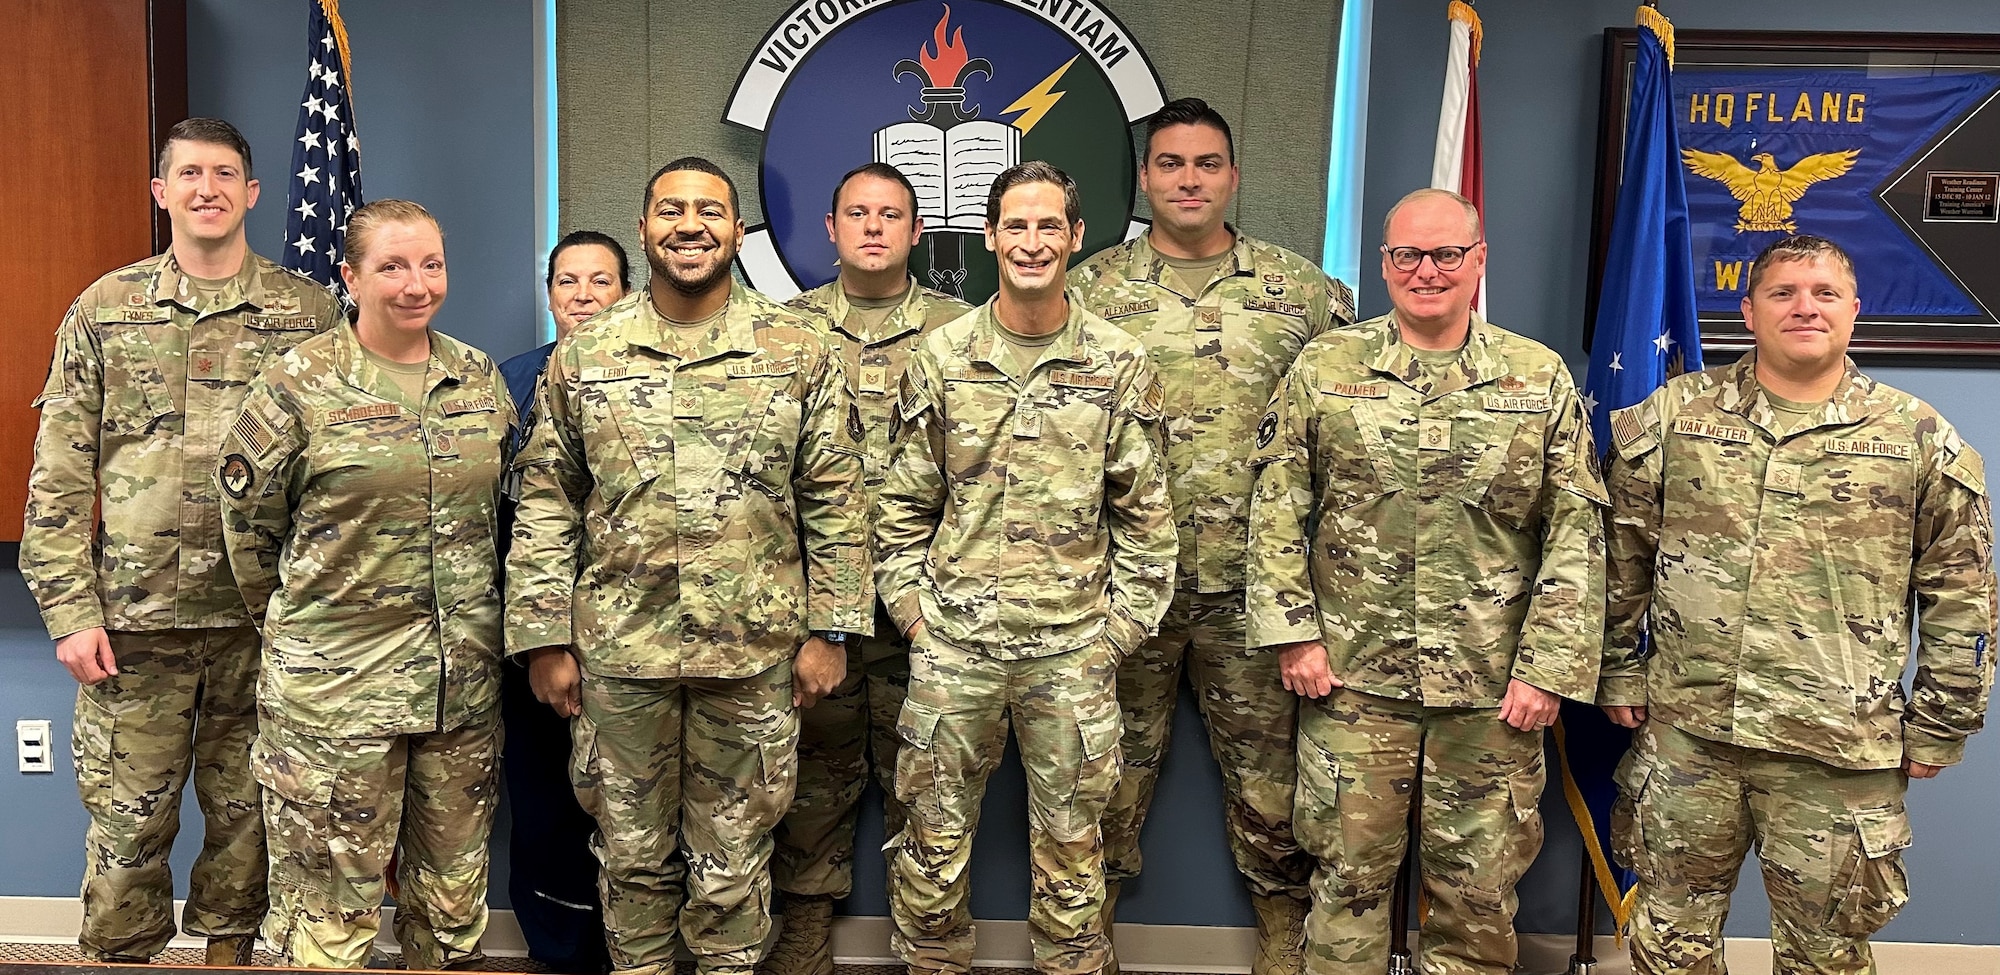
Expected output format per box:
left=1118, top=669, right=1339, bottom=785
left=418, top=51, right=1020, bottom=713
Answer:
left=1134, top=375, right=1164, bottom=423
left=1610, top=400, right=1662, bottom=461
left=1256, top=410, right=1279, bottom=450
left=231, top=409, right=277, bottom=459
left=219, top=453, right=255, bottom=500
left=1945, top=443, right=1987, bottom=498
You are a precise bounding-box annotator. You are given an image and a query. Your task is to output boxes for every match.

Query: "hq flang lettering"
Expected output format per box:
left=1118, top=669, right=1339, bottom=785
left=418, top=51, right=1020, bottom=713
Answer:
left=1687, top=90, right=1867, bottom=129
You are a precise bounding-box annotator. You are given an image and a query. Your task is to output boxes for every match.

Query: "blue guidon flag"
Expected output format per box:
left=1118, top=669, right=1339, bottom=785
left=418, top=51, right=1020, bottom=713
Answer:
left=1571, top=2, right=1702, bottom=936
left=282, top=0, right=364, bottom=304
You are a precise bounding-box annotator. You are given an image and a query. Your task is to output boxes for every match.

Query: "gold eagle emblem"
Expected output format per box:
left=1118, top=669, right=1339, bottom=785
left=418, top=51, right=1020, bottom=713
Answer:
left=1681, top=148, right=1860, bottom=233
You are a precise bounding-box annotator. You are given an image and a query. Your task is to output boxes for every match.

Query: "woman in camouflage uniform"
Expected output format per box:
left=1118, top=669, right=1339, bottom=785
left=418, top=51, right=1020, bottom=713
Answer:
left=219, top=200, right=515, bottom=969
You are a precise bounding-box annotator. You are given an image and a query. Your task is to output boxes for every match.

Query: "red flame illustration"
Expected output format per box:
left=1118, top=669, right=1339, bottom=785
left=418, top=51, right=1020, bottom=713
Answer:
left=918, top=6, right=972, bottom=87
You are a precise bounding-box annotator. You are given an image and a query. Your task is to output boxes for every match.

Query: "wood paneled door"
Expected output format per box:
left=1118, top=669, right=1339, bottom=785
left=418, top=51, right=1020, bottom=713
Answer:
left=0, top=0, right=186, bottom=541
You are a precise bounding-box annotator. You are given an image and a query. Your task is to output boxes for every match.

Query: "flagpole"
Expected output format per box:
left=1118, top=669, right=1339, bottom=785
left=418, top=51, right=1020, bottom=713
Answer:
left=1568, top=867, right=1598, bottom=974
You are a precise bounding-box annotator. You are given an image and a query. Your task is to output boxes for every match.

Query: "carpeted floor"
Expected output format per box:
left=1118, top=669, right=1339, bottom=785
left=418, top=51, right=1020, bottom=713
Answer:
left=0, top=946, right=995, bottom=975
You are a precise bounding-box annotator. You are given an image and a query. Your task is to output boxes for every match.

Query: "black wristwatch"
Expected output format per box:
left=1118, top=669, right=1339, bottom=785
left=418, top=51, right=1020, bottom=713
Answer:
left=815, top=630, right=851, bottom=645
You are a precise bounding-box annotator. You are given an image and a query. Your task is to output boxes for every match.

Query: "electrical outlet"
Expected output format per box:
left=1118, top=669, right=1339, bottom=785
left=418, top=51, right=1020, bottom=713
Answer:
left=18, top=720, right=53, bottom=773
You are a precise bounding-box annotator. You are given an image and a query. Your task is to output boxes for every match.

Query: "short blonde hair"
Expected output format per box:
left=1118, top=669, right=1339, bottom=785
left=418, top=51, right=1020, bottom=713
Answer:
left=342, top=199, right=443, bottom=267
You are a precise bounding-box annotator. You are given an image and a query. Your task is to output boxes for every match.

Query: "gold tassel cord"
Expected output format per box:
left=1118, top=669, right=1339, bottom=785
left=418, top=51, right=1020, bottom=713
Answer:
left=1636, top=3, right=1676, bottom=67
left=1447, top=0, right=1483, bottom=68
left=321, top=0, right=358, bottom=113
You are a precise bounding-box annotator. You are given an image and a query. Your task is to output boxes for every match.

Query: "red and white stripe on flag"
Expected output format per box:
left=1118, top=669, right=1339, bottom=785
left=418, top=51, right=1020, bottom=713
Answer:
left=1430, top=0, right=1486, bottom=316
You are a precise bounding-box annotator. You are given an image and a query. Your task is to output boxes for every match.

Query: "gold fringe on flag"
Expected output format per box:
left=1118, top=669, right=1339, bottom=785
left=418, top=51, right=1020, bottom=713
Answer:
left=1636, top=3, right=1675, bottom=66
left=320, top=0, right=357, bottom=106
left=1447, top=0, right=1483, bottom=67
left=1553, top=718, right=1634, bottom=941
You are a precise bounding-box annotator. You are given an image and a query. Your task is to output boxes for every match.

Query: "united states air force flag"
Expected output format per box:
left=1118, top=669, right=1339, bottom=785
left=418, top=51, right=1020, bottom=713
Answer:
left=282, top=0, right=364, bottom=302
left=1568, top=3, right=1702, bottom=935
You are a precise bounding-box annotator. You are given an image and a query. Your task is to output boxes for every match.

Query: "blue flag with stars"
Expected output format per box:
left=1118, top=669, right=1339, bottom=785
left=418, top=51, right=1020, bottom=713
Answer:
left=1583, top=6, right=1700, bottom=446
left=282, top=0, right=363, bottom=303
left=1563, top=4, right=1701, bottom=935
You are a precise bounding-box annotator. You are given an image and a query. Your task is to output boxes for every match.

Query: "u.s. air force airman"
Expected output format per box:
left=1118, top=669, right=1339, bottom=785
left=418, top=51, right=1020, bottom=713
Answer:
left=876, top=161, right=1177, bottom=975
left=21, top=118, right=339, bottom=966
left=1248, top=188, right=1607, bottom=975
left=1602, top=234, right=1996, bottom=975
left=1067, top=98, right=1355, bottom=975
left=220, top=201, right=512, bottom=969
left=763, top=162, right=972, bottom=975
left=506, top=157, right=872, bottom=975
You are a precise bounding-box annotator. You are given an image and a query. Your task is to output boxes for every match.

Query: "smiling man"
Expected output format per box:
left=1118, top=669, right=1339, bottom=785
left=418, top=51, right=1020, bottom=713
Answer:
left=764, top=163, right=970, bottom=975
left=875, top=161, right=1176, bottom=975
left=506, top=157, right=872, bottom=975
left=1068, top=98, right=1354, bottom=975
left=1248, top=187, right=1607, bottom=974
left=21, top=117, right=339, bottom=965
left=1601, top=234, right=1996, bottom=975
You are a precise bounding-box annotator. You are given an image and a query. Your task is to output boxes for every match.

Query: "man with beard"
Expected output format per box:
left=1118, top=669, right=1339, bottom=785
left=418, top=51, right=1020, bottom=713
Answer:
left=507, top=157, right=873, bottom=975
left=763, top=163, right=971, bottom=975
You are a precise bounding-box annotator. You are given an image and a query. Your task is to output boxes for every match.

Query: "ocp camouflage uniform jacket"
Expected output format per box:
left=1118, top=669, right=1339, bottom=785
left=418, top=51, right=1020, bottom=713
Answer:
left=785, top=276, right=971, bottom=498
left=875, top=299, right=1178, bottom=659
left=505, top=287, right=873, bottom=677
left=218, top=322, right=512, bottom=739
left=21, top=252, right=338, bottom=640
left=1247, top=313, right=1609, bottom=706
left=1069, top=230, right=1355, bottom=594
left=1602, top=355, right=1997, bottom=770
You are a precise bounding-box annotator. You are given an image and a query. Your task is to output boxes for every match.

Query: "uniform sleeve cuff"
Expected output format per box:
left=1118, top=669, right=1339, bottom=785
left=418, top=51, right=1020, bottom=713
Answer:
left=886, top=590, right=925, bottom=639
left=43, top=602, right=107, bottom=643
left=1903, top=727, right=1966, bottom=768
left=1247, top=619, right=1321, bottom=652
left=1596, top=675, right=1647, bottom=707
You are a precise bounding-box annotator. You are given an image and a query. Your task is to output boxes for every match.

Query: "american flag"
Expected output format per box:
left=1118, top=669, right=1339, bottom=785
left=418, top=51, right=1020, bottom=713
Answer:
left=282, top=0, right=364, bottom=302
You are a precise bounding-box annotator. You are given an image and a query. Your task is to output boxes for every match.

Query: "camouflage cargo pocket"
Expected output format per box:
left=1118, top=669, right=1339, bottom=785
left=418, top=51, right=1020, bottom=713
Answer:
left=252, top=735, right=337, bottom=878
left=1292, top=735, right=1344, bottom=859
left=71, top=692, right=117, bottom=816
left=894, top=698, right=943, bottom=814
left=1827, top=805, right=1912, bottom=938
left=568, top=706, right=603, bottom=819
left=1049, top=697, right=1122, bottom=842
left=1610, top=742, right=1651, bottom=878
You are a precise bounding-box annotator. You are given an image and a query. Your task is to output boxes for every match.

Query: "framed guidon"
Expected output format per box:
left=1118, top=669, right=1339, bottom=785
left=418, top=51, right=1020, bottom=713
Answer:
left=1591, top=30, right=2000, bottom=356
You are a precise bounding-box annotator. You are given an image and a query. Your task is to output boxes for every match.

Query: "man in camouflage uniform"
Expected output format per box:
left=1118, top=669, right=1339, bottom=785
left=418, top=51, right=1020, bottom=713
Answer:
left=1247, top=188, right=1607, bottom=975
left=217, top=199, right=513, bottom=965
left=1067, top=98, right=1354, bottom=975
left=876, top=161, right=1177, bottom=975
left=1602, top=235, right=1996, bottom=975
left=21, top=117, right=338, bottom=966
left=507, top=157, right=872, bottom=975
left=764, top=163, right=971, bottom=975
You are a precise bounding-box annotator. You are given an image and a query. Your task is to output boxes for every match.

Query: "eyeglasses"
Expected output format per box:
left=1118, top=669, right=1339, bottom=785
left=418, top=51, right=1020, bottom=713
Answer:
left=1381, top=243, right=1481, bottom=272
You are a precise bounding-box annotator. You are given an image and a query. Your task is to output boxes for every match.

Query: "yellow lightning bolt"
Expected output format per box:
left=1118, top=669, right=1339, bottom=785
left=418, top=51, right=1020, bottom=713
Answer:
left=1002, top=55, right=1078, bottom=135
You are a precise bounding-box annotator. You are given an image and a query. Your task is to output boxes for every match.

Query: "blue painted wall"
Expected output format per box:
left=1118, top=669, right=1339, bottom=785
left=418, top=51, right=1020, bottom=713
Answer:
left=1361, top=0, right=2000, bottom=945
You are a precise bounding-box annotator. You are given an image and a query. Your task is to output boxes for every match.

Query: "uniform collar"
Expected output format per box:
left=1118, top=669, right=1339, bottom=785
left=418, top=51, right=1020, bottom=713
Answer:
left=826, top=274, right=926, bottom=345
left=330, top=319, right=466, bottom=399
left=627, top=286, right=762, bottom=365
left=1128, top=227, right=1252, bottom=295
left=149, top=251, right=270, bottom=318
left=1720, top=352, right=1877, bottom=433
left=1372, top=311, right=1506, bottom=402
left=970, top=294, right=1090, bottom=372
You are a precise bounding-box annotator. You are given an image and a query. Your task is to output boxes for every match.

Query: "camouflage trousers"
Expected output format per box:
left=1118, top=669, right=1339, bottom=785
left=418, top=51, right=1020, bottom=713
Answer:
left=773, top=609, right=910, bottom=898
left=577, top=660, right=799, bottom=975
left=1103, top=589, right=1310, bottom=898
left=72, top=626, right=264, bottom=961
left=889, top=633, right=1121, bottom=975
left=1615, top=721, right=1911, bottom=975
left=1294, top=689, right=1544, bottom=975
left=254, top=714, right=499, bottom=969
